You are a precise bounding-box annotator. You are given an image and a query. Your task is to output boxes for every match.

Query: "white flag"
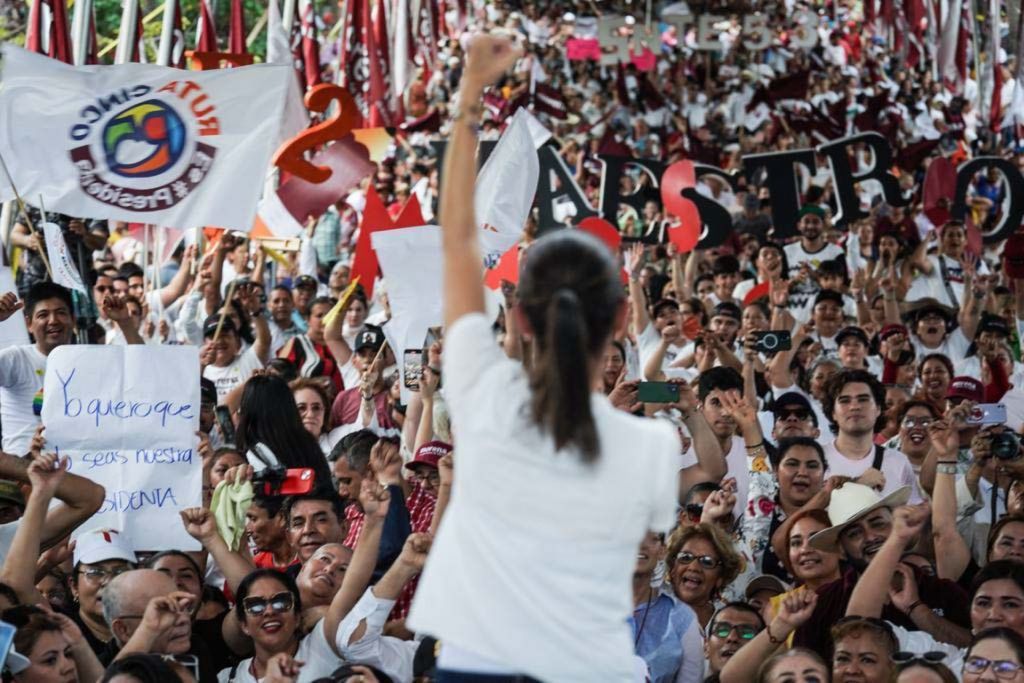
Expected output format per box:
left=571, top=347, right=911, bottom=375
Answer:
left=474, top=108, right=541, bottom=263
left=0, top=45, right=293, bottom=231
left=41, top=222, right=87, bottom=293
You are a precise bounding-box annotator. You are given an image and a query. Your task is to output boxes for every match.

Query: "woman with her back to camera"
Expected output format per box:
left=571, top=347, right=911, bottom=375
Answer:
left=406, top=32, right=681, bottom=683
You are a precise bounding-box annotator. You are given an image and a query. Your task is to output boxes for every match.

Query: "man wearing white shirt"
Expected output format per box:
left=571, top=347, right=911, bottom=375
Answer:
left=822, top=369, right=922, bottom=502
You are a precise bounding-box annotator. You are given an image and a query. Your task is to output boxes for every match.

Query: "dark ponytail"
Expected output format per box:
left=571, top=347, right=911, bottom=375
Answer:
left=518, top=231, right=623, bottom=463
left=532, top=288, right=598, bottom=460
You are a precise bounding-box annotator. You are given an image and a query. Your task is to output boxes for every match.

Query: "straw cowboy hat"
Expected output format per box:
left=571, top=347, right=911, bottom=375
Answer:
left=809, top=483, right=911, bottom=552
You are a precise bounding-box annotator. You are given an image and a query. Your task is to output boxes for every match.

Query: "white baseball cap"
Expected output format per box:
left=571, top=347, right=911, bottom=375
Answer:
left=73, top=529, right=137, bottom=567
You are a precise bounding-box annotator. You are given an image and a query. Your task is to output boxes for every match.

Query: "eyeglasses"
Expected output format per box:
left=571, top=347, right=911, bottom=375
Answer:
left=710, top=621, right=759, bottom=640
left=412, top=470, right=441, bottom=486
left=776, top=408, right=813, bottom=422
left=902, top=417, right=934, bottom=429
left=242, top=591, right=294, bottom=617
left=676, top=551, right=720, bottom=569
left=964, top=656, right=1023, bottom=678
left=79, top=566, right=131, bottom=584
left=892, top=651, right=947, bottom=665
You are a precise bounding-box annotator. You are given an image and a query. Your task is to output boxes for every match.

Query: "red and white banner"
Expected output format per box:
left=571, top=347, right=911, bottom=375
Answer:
left=0, top=46, right=294, bottom=231
left=26, top=0, right=71, bottom=64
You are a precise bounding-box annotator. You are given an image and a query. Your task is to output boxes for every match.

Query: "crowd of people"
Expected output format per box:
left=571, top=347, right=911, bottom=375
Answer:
left=2, top=0, right=1024, bottom=681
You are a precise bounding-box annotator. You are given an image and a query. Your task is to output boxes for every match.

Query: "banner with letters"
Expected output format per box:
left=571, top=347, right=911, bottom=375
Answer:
left=0, top=45, right=293, bottom=232
left=42, top=345, right=201, bottom=551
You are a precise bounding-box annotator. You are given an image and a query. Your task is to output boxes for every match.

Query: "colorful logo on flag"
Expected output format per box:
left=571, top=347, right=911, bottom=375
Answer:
left=102, top=100, right=187, bottom=179
left=67, top=82, right=220, bottom=213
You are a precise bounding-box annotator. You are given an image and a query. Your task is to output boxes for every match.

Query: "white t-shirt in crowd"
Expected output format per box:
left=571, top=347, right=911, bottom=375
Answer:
left=822, top=441, right=923, bottom=502
left=408, top=313, right=679, bottom=682
left=906, top=254, right=989, bottom=307
left=911, top=327, right=970, bottom=363
left=783, top=241, right=845, bottom=316
left=679, top=435, right=748, bottom=520
left=203, top=347, right=264, bottom=403
left=217, top=619, right=341, bottom=682
left=638, top=322, right=685, bottom=379
left=0, top=344, right=47, bottom=454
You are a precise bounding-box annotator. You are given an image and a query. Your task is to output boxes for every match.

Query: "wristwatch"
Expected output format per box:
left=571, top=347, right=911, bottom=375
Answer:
left=936, top=463, right=958, bottom=475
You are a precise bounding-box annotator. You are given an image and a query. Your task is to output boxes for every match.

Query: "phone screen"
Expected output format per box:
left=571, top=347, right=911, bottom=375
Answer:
left=403, top=349, right=424, bottom=390
left=637, top=382, right=681, bottom=403
left=215, top=406, right=236, bottom=445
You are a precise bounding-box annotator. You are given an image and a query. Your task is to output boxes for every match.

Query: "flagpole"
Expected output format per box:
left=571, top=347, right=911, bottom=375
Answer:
left=283, top=0, right=298, bottom=35
left=157, top=0, right=176, bottom=66
left=114, top=0, right=139, bottom=64
left=0, top=153, right=53, bottom=280
left=71, top=0, right=91, bottom=65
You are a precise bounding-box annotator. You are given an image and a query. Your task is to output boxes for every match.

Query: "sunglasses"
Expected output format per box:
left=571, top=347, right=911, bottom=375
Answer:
left=902, top=417, right=934, bottom=429
left=964, top=656, right=1023, bottom=678
left=710, top=621, right=759, bottom=640
left=776, top=408, right=812, bottom=422
left=892, top=651, right=947, bottom=665
left=676, top=551, right=720, bottom=569
left=683, top=503, right=704, bottom=522
left=242, top=591, right=294, bottom=617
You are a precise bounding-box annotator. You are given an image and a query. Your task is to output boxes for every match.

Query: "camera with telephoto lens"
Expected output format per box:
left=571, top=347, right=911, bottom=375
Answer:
left=991, top=431, right=1022, bottom=461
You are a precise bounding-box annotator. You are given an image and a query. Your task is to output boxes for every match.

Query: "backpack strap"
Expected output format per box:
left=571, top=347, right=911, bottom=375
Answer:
left=871, top=444, right=885, bottom=471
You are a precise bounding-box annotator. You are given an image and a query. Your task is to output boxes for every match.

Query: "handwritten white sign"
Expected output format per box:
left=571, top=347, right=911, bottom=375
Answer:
left=42, top=345, right=201, bottom=550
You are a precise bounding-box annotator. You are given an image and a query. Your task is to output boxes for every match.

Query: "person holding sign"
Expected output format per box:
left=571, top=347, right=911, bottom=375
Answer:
left=406, top=32, right=680, bottom=681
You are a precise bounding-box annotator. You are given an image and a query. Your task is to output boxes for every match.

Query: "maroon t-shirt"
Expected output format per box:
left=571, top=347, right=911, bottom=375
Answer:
left=330, top=387, right=396, bottom=430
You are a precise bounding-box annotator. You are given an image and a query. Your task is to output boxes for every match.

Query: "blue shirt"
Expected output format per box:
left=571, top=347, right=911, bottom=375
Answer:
left=629, top=592, right=697, bottom=683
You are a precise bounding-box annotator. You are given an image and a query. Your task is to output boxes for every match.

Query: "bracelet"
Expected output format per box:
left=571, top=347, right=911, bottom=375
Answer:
left=936, top=463, right=958, bottom=475
left=906, top=599, right=924, bottom=615
left=767, top=623, right=783, bottom=645
left=746, top=441, right=765, bottom=450
left=937, top=460, right=958, bottom=464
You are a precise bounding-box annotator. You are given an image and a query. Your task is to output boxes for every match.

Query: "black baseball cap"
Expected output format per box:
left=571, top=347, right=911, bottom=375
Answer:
left=814, top=289, right=844, bottom=307
left=712, top=302, right=742, bottom=321
left=651, top=299, right=680, bottom=318
left=203, top=313, right=238, bottom=339
left=772, top=391, right=818, bottom=426
left=354, top=324, right=386, bottom=354
left=294, top=274, right=319, bottom=290
left=978, top=314, right=1011, bottom=337
left=835, top=326, right=869, bottom=347
left=200, top=378, right=217, bottom=406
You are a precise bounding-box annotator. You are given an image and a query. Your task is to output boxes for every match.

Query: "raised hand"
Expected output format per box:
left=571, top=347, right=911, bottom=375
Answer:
left=179, top=507, right=218, bottom=544
left=671, top=379, right=697, bottom=417
left=101, top=294, right=133, bottom=323
left=139, top=594, right=185, bottom=639
left=769, top=279, right=790, bottom=308
left=662, top=322, right=681, bottom=344
left=891, top=503, right=930, bottom=545
left=700, top=488, right=736, bottom=524
left=358, top=477, right=391, bottom=521
left=420, top=365, right=440, bottom=400
left=462, top=33, right=524, bottom=91
left=926, top=419, right=959, bottom=460
left=369, top=439, right=403, bottom=487
left=223, top=464, right=254, bottom=487
left=397, top=533, right=432, bottom=572
left=719, top=388, right=758, bottom=431
left=776, top=587, right=818, bottom=630
left=609, top=379, right=641, bottom=413
left=888, top=563, right=921, bottom=614
left=0, top=292, right=24, bottom=322
left=626, top=243, right=645, bottom=279
left=856, top=467, right=886, bottom=492
left=26, top=452, right=67, bottom=499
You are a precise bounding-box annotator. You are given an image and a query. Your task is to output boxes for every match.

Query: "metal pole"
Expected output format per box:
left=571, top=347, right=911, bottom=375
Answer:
left=282, top=0, right=298, bottom=36
left=71, top=0, right=91, bottom=65
left=114, top=0, right=139, bottom=64
left=157, top=0, right=176, bottom=66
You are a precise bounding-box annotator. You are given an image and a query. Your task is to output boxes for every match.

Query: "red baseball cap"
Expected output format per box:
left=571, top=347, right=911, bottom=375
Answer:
left=405, top=441, right=452, bottom=471
left=947, top=376, right=984, bottom=403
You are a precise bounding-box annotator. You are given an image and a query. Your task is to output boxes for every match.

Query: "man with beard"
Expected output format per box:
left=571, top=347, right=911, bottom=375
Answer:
left=822, top=369, right=921, bottom=500
left=783, top=483, right=971, bottom=659
left=783, top=206, right=844, bottom=317
left=630, top=531, right=703, bottom=683
left=703, top=602, right=765, bottom=682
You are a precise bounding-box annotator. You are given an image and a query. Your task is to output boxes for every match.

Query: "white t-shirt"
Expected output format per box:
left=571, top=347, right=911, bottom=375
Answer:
left=217, top=619, right=340, bottom=682
left=0, top=521, right=19, bottom=566
left=783, top=241, right=845, bottom=316
left=0, top=344, right=47, bottom=454
left=906, top=254, right=990, bottom=307
left=638, top=322, right=685, bottom=379
left=911, top=327, right=971, bottom=363
left=679, top=435, right=749, bottom=520
left=408, top=313, right=679, bottom=682
left=203, top=347, right=264, bottom=403
left=823, top=441, right=923, bottom=502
